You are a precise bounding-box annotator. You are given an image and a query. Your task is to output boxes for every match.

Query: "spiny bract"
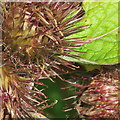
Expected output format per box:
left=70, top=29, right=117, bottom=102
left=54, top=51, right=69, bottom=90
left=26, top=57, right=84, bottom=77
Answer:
left=1, top=2, right=88, bottom=119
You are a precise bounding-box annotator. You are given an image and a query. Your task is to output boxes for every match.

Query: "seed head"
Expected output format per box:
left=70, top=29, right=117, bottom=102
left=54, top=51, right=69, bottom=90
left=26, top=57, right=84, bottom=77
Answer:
left=1, top=2, right=88, bottom=119
left=75, top=68, right=119, bottom=119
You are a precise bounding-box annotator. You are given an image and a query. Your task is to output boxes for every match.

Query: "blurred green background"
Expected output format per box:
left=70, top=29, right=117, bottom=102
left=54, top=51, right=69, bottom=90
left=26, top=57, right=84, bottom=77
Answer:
left=36, top=66, right=97, bottom=119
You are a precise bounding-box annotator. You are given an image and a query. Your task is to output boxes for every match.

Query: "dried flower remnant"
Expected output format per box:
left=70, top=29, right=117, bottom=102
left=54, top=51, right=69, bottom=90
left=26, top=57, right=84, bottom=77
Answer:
left=1, top=2, right=88, bottom=119
left=75, top=67, right=119, bottom=119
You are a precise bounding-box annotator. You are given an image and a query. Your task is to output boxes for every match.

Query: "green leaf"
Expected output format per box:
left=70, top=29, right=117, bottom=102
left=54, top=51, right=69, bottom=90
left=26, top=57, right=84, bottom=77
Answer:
left=64, top=2, right=119, bottom=65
